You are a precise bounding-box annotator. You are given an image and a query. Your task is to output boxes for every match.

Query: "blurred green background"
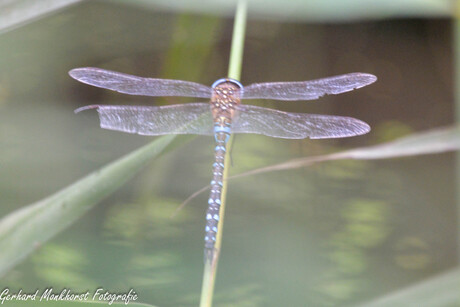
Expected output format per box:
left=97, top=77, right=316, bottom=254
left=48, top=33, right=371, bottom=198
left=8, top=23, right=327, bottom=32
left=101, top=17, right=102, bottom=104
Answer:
left=0, top=1, right=456, bottom=306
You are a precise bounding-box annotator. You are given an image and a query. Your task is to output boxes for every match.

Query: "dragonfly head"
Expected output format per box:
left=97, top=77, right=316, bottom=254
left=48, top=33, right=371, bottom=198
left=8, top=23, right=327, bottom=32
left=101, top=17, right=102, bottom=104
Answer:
left=212, top=78, right=243, bottom=89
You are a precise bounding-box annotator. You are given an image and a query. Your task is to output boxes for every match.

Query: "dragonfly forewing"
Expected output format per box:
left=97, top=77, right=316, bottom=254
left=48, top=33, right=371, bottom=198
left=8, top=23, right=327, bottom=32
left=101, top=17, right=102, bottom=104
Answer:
left=232, top=105, right=370, bottom=139
left=76, top=103, right=214, bottom=136
left=69, top=67, right=213, bottom=98
left=242, top=73, right=377, bottom=101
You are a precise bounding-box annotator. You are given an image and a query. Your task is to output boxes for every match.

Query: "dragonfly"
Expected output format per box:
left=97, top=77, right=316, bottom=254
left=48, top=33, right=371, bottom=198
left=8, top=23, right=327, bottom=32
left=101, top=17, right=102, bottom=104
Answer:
left=69, top=67, right=377, bottom=261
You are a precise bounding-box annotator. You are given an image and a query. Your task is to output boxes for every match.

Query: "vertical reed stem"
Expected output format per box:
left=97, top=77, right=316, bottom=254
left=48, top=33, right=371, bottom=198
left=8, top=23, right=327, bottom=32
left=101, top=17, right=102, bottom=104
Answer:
left=228, top=0, right=248, bottom=80
left=454, top=16, right=460, bottom=264
left=199, top=1, right=248, bottom=306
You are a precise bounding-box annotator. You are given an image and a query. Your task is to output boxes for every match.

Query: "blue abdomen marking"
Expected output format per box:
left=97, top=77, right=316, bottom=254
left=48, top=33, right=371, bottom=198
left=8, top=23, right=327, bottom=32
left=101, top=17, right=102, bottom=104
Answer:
left=204, top=128, right=231, bottom=261
left=214, top=126, right=231, bottom=134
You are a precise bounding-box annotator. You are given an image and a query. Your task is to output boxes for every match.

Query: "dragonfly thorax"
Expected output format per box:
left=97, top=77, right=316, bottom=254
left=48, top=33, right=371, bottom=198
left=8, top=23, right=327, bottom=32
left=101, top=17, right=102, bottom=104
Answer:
left=211, top=79, right=242, bottom=120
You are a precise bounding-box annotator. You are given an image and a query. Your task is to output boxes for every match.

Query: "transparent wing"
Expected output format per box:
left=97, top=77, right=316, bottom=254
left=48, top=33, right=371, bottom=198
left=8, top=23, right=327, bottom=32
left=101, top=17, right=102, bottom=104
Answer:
left=75, top=103, right=214, bottom=136
left=69, top=67, right=213, bottom=98
left=242, top=73, right=377, bottom=101
left=232, top=105, right=370, bottom=139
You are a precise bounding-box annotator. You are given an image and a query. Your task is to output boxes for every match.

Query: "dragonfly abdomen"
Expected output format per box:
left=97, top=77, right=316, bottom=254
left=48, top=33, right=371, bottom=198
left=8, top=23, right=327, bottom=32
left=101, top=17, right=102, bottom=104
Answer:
left=204, top=122, right=231, bottom=261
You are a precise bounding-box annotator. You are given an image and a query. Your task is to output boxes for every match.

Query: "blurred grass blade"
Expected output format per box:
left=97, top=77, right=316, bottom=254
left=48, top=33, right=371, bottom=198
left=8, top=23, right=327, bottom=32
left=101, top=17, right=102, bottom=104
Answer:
left=112, top=0, right=452, bottom=21
left=178, top=126, right=460, bottom=207
left=0, top=0, right=82, bottom=34
left=233, top=126, right=460, bottom=178
left=336, top=126, right=460, bottom=160
left=0, top=134, right=177, bottom=278
left=355, top=268, right=460, bottom=307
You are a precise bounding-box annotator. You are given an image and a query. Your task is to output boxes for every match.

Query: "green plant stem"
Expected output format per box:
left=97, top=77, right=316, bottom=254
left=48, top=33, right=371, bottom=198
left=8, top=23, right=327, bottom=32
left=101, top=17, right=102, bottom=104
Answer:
left=199, top=1, right=247, bottom=306
left=454, top=19, right=460, bottom=263
left=228, top=0, right=247, bottom=80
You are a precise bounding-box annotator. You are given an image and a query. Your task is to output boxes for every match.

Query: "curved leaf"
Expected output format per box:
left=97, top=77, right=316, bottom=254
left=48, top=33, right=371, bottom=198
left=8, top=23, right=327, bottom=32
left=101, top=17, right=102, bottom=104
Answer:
left=355, top=268, right=460, bottom=307
left=112, top=0, right=452, bottom=21
left=0, top=135, right=179, bottom=278
left=231, top=126, right=460, bottom=178
left=0, top=0, right=82, bottom=34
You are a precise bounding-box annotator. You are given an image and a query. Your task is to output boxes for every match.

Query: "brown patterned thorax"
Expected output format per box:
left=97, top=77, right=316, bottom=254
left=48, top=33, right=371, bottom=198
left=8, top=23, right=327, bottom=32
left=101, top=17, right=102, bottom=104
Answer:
left=210, top=81, right=242, bottom=120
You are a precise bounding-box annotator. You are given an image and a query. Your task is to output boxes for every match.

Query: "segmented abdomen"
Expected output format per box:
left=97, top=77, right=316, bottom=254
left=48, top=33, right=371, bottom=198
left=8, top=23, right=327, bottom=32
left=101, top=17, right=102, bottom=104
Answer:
left=204, top=121, right=231, bottom=261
